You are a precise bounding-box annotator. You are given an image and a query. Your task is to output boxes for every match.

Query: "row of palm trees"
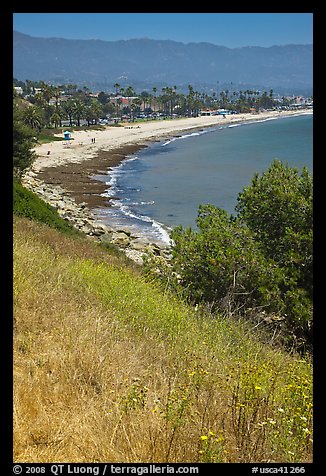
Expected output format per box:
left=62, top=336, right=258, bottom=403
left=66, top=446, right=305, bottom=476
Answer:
left=112, top=83, right=216, bottom=118
left=16, top=81, right=107, bottom=129
left=14, top=79, right=281, bottom=131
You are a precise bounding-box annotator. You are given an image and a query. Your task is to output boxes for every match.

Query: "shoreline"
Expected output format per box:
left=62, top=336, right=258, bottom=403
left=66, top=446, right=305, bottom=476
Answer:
left=33, top=143, right=149, bottom=208
left=21, top=109, right=312, bottom=263
left=28, top=109, right=312, bottom=209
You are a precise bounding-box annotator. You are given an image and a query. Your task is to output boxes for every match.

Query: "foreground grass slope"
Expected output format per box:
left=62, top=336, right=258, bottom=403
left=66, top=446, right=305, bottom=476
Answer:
left=13, top=217, right=313, bottom=463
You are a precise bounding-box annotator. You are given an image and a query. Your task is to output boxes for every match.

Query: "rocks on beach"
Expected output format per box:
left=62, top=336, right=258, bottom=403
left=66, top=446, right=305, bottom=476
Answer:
left=21, top=171, right=171, bottom=266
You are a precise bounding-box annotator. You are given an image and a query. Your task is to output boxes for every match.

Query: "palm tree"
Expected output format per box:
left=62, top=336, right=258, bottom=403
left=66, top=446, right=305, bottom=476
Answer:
left=52, top=86, right=62, bottom=108
left=25, top=80, right=35, bottom=95
left=66, top=84, right=78, bottom=96
left=186, top=84, right=195, bottom=117
left=74, top=99, right=86, bottom=127
left=130, top=103, right=138, bottom=122
left=22, top=105, right=43, bottom=131
left=133, top=97, right=142, bottom=119
left=87, top=100, right=103, bottom=125
left=124, top=86, right=136, bottom=98
left=62, top=99, right=76, bottom=127
left=50, top=110, right=62, bottom=129
left=140, top=91, right=150, bottom=113
left=161, top=87, right=175, bottom=118
left=193, top=90, right=201, bottom=117
left=152, top=87, right=157, bottom=112
left=113, top=83, right=121, bottom=96
left=39, top=82, right=54, bottom=106
left=124, top=86, right=136, bottom=116
left=116, top=97, right=123, bottom=120
left=160, top=87, right=170, bottom=117
left=171, top=85, right=177, bottom=117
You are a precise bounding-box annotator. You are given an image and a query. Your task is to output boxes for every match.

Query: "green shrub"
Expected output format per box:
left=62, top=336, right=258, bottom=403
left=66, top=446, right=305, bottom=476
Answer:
left=13, top=180, right=79, bottom=236
left=236, top=160, right=313, bottom=298
left=236, top=160, right=313, bottom=348
left=148, top=161, right=313, bottom=352
left=13, top=108, right=37, bottom=176
left=171, top=204, right=285, bottom=317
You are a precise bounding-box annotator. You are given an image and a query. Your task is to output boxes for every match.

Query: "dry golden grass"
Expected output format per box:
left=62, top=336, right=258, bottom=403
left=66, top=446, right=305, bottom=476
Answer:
left=13, top=217, right=313, bottom=463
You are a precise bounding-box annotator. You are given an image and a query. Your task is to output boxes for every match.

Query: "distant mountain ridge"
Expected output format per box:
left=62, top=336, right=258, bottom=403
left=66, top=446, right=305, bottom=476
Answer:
left=13, top=31, right=313, bottom=94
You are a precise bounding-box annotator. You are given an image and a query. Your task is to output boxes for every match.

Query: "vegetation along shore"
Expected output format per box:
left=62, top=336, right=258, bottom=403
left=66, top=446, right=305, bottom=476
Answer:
left=13, top=81, right=313, bottom=463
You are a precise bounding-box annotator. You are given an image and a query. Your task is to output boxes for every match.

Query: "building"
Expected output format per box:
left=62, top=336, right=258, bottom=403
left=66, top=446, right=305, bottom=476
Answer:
left=200, top=110, right=215, bottom=116
left=108, top=96, right=139, bottom=107
left=49, top=96, right=69, bottom=106
left=14, top=86, right=23, bottom=95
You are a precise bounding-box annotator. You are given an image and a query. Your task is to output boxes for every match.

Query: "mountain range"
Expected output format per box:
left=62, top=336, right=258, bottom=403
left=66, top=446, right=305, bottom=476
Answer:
left=13, top=31, right=313, bottom=95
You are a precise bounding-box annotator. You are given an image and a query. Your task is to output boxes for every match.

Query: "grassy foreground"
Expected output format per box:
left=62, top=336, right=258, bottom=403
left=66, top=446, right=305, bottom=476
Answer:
left=13, top=216, right=313, bottom=463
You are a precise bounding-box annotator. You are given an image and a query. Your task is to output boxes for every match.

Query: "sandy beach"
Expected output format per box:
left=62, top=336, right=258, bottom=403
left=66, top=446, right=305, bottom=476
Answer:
left=29, top=109, right=311, bottom=208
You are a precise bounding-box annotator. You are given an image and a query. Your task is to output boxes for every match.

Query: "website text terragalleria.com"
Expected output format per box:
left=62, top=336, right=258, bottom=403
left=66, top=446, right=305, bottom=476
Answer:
left=50, top=465, right=198, bottom=475
left=12, top=464, right=315, bottom=475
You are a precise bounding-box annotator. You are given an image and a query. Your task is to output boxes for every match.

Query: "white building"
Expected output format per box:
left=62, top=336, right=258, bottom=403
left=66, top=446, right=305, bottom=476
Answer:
left=14, top=86, right=23, bottom=95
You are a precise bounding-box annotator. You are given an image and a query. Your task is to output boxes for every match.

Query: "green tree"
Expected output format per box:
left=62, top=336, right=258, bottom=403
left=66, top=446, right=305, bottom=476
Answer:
left=65, top=84, right=78, bottom=96
left=62, top=99, right=76, bottom=126
left=98, top=91, right=109, bottom=105
left=152, top=87, right=157, bottom=112
left=124, top=86, right=136, bottom=98
left=116, top=97, right=123, bottom=120
left=140, top=91, right=150, bottom=112
left=235, top=161, right=313, bottom=346
left=113, top=83, right=121, bottom=96
left=258, top=91, right=275, bottom=110
left=132, top=97, right=142, bottom=120
left=21, top=105, right=44, bottom=131
left=39, top=82, right=54, bottom=105
left=74, top=99, right=86, bottom=126
left=158, top=161, right=313, bottom=351
left=50, top=109, right=63, bottom=128
left=170, top=205, right=284, bottom=317
left=236, top=160, right=313, bottom=296
left=13, top=107, right=37, bottom=176
left=52, top=86, right=63, bottom=108
left=85, top=100, right=103, bottom=126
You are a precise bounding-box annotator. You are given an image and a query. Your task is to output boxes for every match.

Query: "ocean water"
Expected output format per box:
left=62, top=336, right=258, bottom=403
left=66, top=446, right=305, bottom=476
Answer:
left=93, top=113, right=313, bottom=245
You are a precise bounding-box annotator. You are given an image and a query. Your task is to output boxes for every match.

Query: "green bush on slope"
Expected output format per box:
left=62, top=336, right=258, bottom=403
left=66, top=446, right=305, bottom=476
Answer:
left=13, top=180, right=79, bottom=236
left=146, top=161, right=313, bottom=352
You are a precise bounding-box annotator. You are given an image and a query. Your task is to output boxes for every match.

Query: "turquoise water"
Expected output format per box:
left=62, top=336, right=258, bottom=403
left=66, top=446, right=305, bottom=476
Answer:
left=94, top=113, right=313, bottom=245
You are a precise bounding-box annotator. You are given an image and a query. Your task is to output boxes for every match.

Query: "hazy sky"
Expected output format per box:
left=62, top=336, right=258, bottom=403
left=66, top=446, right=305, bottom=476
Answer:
left=13, top=13, right=313, bottom=48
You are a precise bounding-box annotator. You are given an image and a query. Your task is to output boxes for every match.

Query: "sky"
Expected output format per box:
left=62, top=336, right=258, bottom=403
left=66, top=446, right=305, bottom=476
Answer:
left=13, top=13, right=313, bottom=48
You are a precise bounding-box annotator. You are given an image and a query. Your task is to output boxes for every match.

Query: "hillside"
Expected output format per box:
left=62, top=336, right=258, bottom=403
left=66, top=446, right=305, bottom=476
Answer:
left=13, top=213, right=313, bottom=463
left=13, top=31, right=312, bottom=94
